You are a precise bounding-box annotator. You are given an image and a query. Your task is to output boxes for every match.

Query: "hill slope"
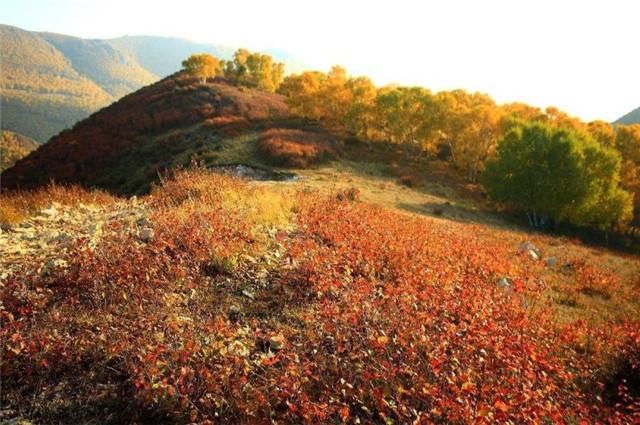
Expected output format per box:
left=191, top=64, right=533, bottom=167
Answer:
left=0, top=24, right=115, bottom=142
left=1, top=73, right=291, bottom=193
left=615, top=105, right=640, bottom=125
left=39, top=32, right=158, bottom=98
left=0, top=130, right=38, bottom=172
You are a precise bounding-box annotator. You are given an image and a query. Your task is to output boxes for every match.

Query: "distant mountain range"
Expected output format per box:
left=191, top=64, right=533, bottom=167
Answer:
left=0, top=24, right=302, bottom=143
left=615, top=106, right=640, bottom=125
left=0, top=130, right=38, bottom=172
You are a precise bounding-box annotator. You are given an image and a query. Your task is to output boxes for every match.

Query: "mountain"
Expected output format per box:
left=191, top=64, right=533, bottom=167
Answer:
left=39, top=32, right=158, bottom=98
left=615, top=106, right=640, bottom=125
left=0, top=24, right=303, bottom=144
left=106, top=35, right=235, bottom=79
left=0, top=24, right=115, bottom=142
left=1, top=73, right=292, bottom=194
left=0, top=130, right=38, bottom=172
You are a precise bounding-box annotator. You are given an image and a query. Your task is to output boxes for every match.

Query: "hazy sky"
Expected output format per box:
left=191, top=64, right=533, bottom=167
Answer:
left=2, top=0, right=639, bottom=121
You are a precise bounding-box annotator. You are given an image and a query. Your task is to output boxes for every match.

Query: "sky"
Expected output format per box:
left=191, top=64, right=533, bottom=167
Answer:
left=2, top=0, right=639, bottom=122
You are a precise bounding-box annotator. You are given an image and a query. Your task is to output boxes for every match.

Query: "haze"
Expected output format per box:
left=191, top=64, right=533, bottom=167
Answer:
left=3, top=0, right=639, bottom=121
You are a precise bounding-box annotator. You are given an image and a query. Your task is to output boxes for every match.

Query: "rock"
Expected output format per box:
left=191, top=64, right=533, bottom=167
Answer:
left=241, top=290, right=255, bottom=300
left=268, top=334, right=286, bottom=351
left=138, top=228, right=155, bottom=242
left=40, top=206, right=58, bottom=217
left=496, top=277, right=512, bottom=291
left=41, top=258, right=68, bottom=276
left=136, top=217, right=151, bottom=228
left=527, top=249, right=540, bottom=261
left=545, top=257, right=557, bottom=268
left=518, top=241, right=540, bottom=257
left=229, top=305, right=241, bottom=320
left=48, top=233, right=73, bottom=248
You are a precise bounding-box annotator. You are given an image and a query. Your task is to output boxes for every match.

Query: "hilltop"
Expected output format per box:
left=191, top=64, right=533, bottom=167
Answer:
left=0, top=73, right=299, bottom=193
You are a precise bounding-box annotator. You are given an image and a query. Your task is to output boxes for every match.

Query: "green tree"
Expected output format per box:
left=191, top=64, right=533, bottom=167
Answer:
left=181, top=54, right=222, bottom=83
left=483, top=122, right=632, bottom=229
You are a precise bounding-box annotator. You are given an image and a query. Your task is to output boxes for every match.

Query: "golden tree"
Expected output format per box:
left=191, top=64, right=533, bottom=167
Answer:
left=181, top=54, right=221, bottom=83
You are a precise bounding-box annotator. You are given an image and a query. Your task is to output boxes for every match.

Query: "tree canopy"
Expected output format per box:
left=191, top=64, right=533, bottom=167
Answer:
left=181, top=54, right=222, bottom=83
left=483, top=122, right=632, bottom=230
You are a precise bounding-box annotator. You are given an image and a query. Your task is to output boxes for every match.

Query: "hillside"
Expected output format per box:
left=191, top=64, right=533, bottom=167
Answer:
left=1, top=73, right=292, bottom=193
left=0, top=130, right=38, bottom=171
left=0, top=24, right=115, bottom=142
left=39, top=32, right=158, bottom=98
left=1, top=168, right=639, bottom=424
left=616, top=105, right=640, bottom=125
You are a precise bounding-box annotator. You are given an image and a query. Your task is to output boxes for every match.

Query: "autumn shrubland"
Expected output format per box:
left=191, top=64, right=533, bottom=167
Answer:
left=2, top=168, right=639, bottom=424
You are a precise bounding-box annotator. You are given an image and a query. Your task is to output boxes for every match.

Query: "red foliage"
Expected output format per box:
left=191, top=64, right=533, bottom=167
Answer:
left=257, top=128, right=337, bottom=168
left=1, top=172, right=639, bottom=423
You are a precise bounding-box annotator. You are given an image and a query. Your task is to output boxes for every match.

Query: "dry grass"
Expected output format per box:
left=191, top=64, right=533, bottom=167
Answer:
left=0, top=183, right=116, bottom=225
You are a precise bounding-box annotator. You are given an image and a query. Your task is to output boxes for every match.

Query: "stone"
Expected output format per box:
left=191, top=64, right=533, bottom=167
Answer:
left=268, top=334, right=286, bottom=351
left=138, top=228, right=155, bottom=242
left=40, top=206, right=58, bottom=217
left=241, top=290, right=255, bottom=300
left=136, top=217, right=151, bottom=228
left=41, top=258, right=69, bottom=276
left=496, top=277, right=512, bottom=290
left=527, top=249, right=540, bottom=261
left=545, top=257, right=557, bottom=268
left=518, top=241, right=540, bottom=257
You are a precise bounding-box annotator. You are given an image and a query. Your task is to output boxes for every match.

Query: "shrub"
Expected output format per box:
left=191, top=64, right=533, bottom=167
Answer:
left=257, top=128, right=337, bottom=168
left=398, top=174, right=421, bottom=187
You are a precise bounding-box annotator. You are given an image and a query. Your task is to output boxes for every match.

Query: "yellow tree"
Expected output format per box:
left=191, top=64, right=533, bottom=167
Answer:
left=181, top=54, right=222, bottom=83
left=344, top=76, right=377, bottom=141
left=437, top=91, right=503, bottom=183
left=587, top=120, right=616, bottom=147
left=278, top=71, right=326, bottom=119
left=615, top=124, right=640, bottom=218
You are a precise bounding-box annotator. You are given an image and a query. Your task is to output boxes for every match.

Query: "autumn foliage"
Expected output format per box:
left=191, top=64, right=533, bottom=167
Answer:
left=257, top=128, right=337, bottom=168
left=1, top=169, right=639, bottom=423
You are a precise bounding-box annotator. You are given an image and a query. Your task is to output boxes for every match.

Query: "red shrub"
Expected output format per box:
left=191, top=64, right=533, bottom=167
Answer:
left=257, top=128, right=337, bottom=168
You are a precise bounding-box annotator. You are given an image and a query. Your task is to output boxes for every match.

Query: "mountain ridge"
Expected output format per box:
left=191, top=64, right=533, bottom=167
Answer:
left=615, top=105, right=640, bottom=125
left=0, top=24, right=302, bottom=143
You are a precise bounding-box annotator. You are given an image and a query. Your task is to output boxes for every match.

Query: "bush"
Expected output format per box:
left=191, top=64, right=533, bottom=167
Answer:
left=257, top=128, right=337, bottom=168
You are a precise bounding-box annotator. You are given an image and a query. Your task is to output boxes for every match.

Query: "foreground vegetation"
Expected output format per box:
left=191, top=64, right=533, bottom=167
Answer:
left=2, top=169, right=639, bottom=424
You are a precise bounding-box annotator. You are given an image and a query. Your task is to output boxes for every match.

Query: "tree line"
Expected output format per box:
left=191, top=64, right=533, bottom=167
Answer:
left=181, top=51, right=640, bottom=233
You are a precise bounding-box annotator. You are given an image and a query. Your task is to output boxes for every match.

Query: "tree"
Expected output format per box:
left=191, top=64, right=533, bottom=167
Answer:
left=437, top=91, right=503, bottom=182
left=483, top=121, right=632, bottom=229
left=222, top=49, right=285, bottom=92
left=181, top=54, right=221, bottom=83
left=587, top=120, right=616, bottom=147
left=615, top=124, right=640, bottom=220
left=372, top=86, right=441, bottom=160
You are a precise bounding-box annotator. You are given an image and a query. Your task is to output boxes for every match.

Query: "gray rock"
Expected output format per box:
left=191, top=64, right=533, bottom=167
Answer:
left=545, top=257, right=557, bottom=268
left=138, top=228, right=155, bottom=243
left=518, top=241, right=540, bottom=257
left=527, top=249, right=540, bottom=261
left=41, top=258, right=69, bottom=276
left=241, top=290, right=255, bottom=300
left=268, top=334, right=286, bottom=351
left=496, top=277, right=513, bottom=290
